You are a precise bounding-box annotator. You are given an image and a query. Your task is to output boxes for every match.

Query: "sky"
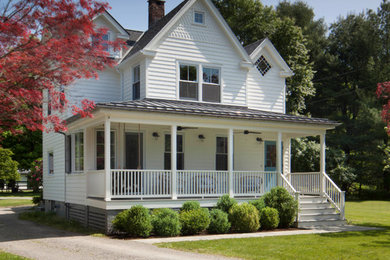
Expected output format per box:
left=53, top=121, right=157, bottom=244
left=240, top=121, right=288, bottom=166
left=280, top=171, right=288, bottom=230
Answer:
left=106, top=0, right=384, bottom=31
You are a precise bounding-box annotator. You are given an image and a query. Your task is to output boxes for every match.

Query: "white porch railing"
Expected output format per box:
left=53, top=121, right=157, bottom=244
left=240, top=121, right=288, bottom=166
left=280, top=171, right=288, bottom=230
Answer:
left=177, top=170, right=229, bottom=197
left=324, top=172, right=345, bottom=219
left=111, top=170, right=171, bottom=199
left=289, top=172, right=321, bottom=195
left=109, top=170, right=283, bottom=199
left=233, top=171, right=277, bottom=196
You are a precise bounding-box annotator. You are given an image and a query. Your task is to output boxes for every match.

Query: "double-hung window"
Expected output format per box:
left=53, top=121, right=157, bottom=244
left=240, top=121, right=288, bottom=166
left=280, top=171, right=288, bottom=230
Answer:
left=48, top=152, right=54, bottom=174
left=179, top=64, right=198, bottom=100
left=202, top=67, right=220, bottom=102
left=164, top=134, right=184, bottom=170
left=96, top=130, right=116, bottom=170
left=74, top=132, right=84, bottom=172
left=133, top=65, right=140, bottom=100
left=216, top=137, right=228, bottom=170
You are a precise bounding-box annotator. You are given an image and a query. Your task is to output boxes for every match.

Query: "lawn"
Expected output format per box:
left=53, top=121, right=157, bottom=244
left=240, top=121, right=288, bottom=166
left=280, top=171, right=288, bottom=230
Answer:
left=0, top=250, right=30, bottom=260
left=0, top=191, right=40, bottom=197
left=158, top=201, right=390, bottom=260
left=0, top=199, right=33, bottom=207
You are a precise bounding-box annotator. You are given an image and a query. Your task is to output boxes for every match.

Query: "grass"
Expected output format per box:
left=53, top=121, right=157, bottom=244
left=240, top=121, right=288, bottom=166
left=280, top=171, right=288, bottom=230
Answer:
left=19, top=211, right=105, bottom=237
left=0, top=199, right=33, bottom=207
left=158, top=201, right=390, bottom=260
left=0, top=191, right=40, bottom=197
left=0, top=251, right=30, bottom=260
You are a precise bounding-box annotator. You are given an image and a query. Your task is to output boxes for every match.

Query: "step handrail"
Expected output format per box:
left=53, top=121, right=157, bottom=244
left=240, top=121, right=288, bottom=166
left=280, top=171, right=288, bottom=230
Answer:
left=323, top=172, right=345, bottom=220
left=279, top=172, right=300, bottom=222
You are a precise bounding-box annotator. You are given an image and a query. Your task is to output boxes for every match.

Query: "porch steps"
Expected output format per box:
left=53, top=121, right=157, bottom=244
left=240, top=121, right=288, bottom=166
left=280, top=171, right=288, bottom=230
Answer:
left=298, top=195, right=346, bottom=228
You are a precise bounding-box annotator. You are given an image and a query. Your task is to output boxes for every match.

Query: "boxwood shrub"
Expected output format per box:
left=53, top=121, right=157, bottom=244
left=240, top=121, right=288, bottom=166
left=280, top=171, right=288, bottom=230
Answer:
left=151, top=208, right=181, bottom=237
left=249, top=197, right=266, bottom=214
left=229, top=203, right=260, bottom=232
left=216, top=194, right=237, bottom=213
left=179, top=208, right=210, bottom=235
left=260, top=207, right=279, bottom=230
left=112, top=205, right=152, bottom=237
left=181, top=201, right=201, bottom=212
left=207, top=209, right=231, bottom=234
left=263, top=187, right=298, bottom=228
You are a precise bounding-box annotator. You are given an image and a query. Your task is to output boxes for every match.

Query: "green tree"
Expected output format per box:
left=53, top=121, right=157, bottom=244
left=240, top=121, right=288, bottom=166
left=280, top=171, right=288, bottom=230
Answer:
left=0, top=148, right=19, bottom=185
left=1, top=128, right=42, bottom=170
left=213, top=0, right=315, bottom=114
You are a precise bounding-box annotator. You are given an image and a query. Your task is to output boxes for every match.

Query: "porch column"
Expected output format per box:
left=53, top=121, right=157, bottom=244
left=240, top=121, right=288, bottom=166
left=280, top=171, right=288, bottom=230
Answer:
left=276, top=132, right=282, bottom=186
left=171, top=125, right=177, bottom=200
left=104, top=117, right=111, bottom=201
left=228, top=128, right=234, bottom=197
left=283, top=137, right=291, bottom=181
left=320, top=133, right=326, bottom=196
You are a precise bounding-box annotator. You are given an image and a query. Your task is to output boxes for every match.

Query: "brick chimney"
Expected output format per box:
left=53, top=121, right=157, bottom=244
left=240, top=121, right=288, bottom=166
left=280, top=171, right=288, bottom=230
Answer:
left=148, top=0, right=165, bottom=28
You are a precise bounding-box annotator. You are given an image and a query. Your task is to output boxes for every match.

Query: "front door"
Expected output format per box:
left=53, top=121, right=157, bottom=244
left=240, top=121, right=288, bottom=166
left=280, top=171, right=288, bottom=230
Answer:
left=264, top=141, right=276, bottom=171
left=125, top=133, right=143, bottom=169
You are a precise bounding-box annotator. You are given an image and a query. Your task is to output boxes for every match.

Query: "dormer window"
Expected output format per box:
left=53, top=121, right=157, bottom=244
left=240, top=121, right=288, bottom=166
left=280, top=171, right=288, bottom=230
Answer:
left=194, top=11, right=204, bottom=25
left=102, top=33, right=109, bottom=52
left=255, top=55, right=272, bottom=76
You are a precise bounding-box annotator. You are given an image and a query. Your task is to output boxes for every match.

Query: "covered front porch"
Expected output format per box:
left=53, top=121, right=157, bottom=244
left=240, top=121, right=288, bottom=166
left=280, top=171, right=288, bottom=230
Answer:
left=67, top=102, right=338, bottom=207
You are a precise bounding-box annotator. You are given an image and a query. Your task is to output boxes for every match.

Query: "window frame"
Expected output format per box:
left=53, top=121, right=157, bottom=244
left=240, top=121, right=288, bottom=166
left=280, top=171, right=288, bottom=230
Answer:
left=164, top=134, right=184, bottom=170
left=202, top=66, right=221, bottom=103
left=73, top=132, right=84, bottom=173
left=95, top=130, right=116, bottom=170
left=215, top=136, right=228, bottom=171
left=132, top=65, right=140, bottom=100
left=48, top=151, right=54, bottom=175
left=193, top=11, right=205, bottom=25
left=179, top=63, right=198, bottom=100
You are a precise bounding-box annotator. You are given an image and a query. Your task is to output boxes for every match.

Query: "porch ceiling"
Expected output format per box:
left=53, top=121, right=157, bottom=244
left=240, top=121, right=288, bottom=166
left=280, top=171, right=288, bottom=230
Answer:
left=94, top=99, right=340, bottom=126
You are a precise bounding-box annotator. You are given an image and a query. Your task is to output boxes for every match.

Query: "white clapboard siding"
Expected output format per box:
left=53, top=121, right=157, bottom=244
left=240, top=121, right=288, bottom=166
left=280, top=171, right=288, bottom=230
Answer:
left=43, top=132, right=65, bottom=202
left=65, top=174, right=87, bottom=205
left=146, top=1, right=246, bottom=105
left=246, top=50, right=286, bottom=113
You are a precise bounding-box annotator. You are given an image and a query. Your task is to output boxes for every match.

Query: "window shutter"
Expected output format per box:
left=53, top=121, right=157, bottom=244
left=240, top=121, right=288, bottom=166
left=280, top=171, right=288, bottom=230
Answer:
left=65, top=135, right=72, bottom=173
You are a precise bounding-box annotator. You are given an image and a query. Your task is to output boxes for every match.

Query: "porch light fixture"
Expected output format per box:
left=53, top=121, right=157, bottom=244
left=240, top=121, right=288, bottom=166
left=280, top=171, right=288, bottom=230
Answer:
left=152, top=132, right=160, bottom=138
left=256, top=137, right=263, bottom=143
left=198, top=134, right=205, bottom=140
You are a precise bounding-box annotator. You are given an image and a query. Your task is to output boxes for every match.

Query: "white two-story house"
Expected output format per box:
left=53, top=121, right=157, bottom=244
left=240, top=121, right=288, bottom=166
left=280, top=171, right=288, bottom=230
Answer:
left=43, top=0, right=345, bottom=232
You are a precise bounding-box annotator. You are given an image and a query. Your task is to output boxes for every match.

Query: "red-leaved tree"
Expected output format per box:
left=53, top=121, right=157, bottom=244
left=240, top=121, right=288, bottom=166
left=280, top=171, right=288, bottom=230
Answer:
left=377, top=82, right=390, bottom=133
left=0, top=0, right=125, bottom=134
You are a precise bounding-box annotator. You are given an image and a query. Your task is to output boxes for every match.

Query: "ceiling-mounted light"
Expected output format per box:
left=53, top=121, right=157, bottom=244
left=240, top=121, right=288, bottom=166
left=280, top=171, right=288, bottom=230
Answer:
left=152, top=132, right=160, bottom=138
left=256, top=137, right=263, bottom=143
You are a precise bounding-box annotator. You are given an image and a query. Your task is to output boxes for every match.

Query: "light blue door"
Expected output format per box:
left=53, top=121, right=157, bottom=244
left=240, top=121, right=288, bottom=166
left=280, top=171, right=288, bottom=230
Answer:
left=264, top=141, right=276, bottom=171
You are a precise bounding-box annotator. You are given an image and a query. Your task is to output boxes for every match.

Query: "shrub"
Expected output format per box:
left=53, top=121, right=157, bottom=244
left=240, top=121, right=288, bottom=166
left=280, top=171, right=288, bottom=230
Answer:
left=260, top=207, right=279, bottom=230
left=229, top=203, right=260, bottom=232
left=181, top=201, right=201, bottom=212
left=112, top=205, right=152, bottom=237
left=179, top=208, right=210, bottom=235
left=32, top=192, right=43, bottom=205
left=216, top=194, right=237, bottom=213
left=151, top=208, right=181, bottom=237
left=208, top=209, right=231, bottom=234
left=249, top=197, right=266, bottom=214
left=263, top=187, right=298, bottom=228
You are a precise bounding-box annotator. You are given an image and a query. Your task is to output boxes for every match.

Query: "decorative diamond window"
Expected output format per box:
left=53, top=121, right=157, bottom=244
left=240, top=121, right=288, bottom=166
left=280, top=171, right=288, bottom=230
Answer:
left=255, top=56, right=272, bottom=76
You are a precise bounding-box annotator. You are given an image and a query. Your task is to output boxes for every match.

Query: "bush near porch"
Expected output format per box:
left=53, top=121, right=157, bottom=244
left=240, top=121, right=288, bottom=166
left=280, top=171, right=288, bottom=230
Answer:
left=111, top=187, right=297, bottom=238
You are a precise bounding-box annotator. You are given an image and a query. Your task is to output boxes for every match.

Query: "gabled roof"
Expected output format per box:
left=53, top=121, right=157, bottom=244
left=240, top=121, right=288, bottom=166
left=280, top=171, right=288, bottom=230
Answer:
left=120, top=0, right=252, bottom=65
left=121, top=0, right=189, bottom=61
left=244, top=39, right=266, bottom=55
left=93, top=99, right=339, bottom=127
left=94, top=10, right=129, bottom=37
left=245, top=38, right=293, bottom=77
left=125, top=29, right=144, bottom=47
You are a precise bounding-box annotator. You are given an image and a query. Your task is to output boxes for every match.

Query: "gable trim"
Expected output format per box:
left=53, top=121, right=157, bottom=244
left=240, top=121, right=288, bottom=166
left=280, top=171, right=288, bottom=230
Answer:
left=250, top=38, right=293, bottom=77
left=145, top=0, right=252, bottom=63
left=94, top=10, right=129, bottom=37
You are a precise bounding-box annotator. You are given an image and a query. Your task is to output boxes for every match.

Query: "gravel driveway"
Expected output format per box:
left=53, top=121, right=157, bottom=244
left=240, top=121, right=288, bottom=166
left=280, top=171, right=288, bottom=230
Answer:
left=0, top=207, right=235, bottom=260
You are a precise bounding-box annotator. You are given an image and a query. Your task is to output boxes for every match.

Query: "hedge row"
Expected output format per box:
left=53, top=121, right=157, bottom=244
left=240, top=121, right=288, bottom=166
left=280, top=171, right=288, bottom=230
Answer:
left=112, top=187, right=297, bottom=237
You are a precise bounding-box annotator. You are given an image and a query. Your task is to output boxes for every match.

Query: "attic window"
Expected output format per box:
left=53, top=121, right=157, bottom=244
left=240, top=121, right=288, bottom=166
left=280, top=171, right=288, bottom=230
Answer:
left=255, top=56, right=272, bottom=76
left=194, top=11, right=204, bottom=24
